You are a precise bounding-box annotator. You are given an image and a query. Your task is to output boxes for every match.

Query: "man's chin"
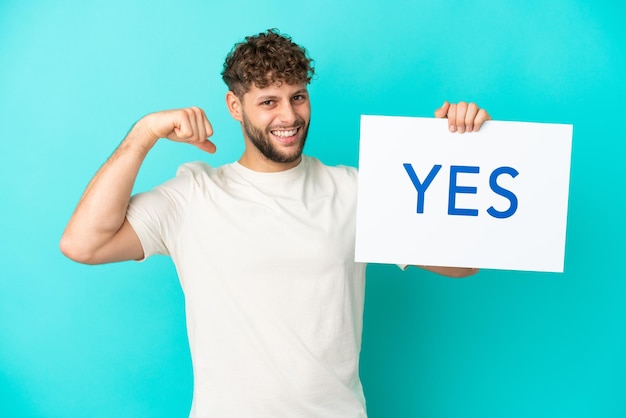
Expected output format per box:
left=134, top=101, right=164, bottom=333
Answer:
left=268, top=138, right=305, bottom=162
left=271, top=149, right=303, bottom=164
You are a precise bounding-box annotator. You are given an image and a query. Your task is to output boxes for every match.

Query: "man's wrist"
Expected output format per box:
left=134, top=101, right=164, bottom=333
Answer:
left=124, top=118, right=159, bottom=154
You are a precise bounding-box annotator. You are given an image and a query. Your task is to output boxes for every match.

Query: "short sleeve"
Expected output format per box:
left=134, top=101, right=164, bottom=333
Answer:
left=127, top=189, right=172, bottom=259
left=126, top=171, right=193, bottom=260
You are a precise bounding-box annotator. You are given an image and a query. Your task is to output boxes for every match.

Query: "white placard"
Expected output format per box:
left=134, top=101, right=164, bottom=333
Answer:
left=355, top=116, right=573, bottom=272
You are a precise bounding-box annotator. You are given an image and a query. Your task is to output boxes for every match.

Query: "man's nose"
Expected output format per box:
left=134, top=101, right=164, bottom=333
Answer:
left=277, top=102, right=297, bottom=125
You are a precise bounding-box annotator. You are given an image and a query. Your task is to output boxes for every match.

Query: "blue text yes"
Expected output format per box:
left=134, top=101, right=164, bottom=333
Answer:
left=403, top=163, right=519, bottom=219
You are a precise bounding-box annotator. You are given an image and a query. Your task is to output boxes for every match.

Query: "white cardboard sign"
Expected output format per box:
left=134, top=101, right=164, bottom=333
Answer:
left=355, top=116, right=573, bottom=273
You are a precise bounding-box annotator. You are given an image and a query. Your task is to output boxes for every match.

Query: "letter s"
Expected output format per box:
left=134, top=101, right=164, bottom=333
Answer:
left=487, top=166, right=519, bottom=219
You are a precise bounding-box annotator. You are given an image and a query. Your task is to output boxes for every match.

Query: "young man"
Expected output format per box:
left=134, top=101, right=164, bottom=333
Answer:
left=61, top=29, right=490, bottom=417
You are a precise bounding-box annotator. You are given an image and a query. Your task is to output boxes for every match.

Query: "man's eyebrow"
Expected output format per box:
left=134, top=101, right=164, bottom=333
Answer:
left=256, top=95, right=278, bottom=101
left=256, top=89, right=308, bottom=101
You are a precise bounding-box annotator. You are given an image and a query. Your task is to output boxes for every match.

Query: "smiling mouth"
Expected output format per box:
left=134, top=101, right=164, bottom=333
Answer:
left=270, top=128, right=299, bottom=138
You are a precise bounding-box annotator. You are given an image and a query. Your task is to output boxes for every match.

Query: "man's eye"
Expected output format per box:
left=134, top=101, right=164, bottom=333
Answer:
left=261, top=100, right=273, bottom=106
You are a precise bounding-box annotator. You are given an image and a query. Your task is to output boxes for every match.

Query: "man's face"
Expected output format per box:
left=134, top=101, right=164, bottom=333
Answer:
left=236, top=81, right=311, bottom=168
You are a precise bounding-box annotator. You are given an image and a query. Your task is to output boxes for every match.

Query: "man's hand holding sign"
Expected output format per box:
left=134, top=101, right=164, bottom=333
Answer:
left=356, top=103, right=572, bottom=273
left=434, top=101, right=491, bottom=134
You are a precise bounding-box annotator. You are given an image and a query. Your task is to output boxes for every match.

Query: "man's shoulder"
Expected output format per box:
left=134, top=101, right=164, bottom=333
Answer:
left=304, top=155, right=358, bottom=178
left=175, top=160, right=219, bottom=177
left=149, top=161, right=234, bottom=195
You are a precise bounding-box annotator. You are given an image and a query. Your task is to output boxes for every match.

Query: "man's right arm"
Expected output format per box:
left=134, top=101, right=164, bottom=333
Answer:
left=60, top=107, right=215, bottom=265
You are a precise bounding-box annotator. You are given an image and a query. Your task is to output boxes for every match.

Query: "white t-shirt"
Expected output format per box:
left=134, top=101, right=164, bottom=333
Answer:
left=127, top=156, right=368, bottom=418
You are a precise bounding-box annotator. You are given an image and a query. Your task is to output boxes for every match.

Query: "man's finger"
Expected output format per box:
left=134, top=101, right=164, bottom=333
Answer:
left=204, top=117, right=214, bottom=138
left=173, top=115, right=193, bottom=140
left=455, top=101, right=468, bottom=133
left=447, top=104, right=457, bottom=132
left=464, top=102, right=479, bottom=132
left=434, top=101, right=450, bottom=119
left=473, top=108, right=491, bottom=132
left=195, top=139, right=217, bottom=154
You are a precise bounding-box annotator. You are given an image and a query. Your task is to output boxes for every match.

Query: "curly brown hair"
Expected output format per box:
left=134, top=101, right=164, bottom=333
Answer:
left=221, top=29, right=315, bottom=97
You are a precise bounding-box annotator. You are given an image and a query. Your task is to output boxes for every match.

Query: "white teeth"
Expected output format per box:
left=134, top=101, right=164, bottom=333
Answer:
left=272, top=129, right=297, bottom=138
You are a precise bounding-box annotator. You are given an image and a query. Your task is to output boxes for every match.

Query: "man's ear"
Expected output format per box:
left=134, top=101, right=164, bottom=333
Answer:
left=226, top=91, right=243, bottom=122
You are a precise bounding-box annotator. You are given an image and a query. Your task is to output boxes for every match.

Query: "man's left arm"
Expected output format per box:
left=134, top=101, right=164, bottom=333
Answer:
left=414, top=265, right=480, bottom=278
left=408, top=101, right=491, bottom=278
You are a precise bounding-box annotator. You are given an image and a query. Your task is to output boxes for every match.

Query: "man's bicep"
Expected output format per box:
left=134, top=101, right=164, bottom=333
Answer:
left=89, top=218, right=145, bottom=264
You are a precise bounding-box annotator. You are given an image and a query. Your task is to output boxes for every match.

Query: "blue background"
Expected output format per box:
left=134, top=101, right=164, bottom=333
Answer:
left=1, top=0, right=624, bottom=416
